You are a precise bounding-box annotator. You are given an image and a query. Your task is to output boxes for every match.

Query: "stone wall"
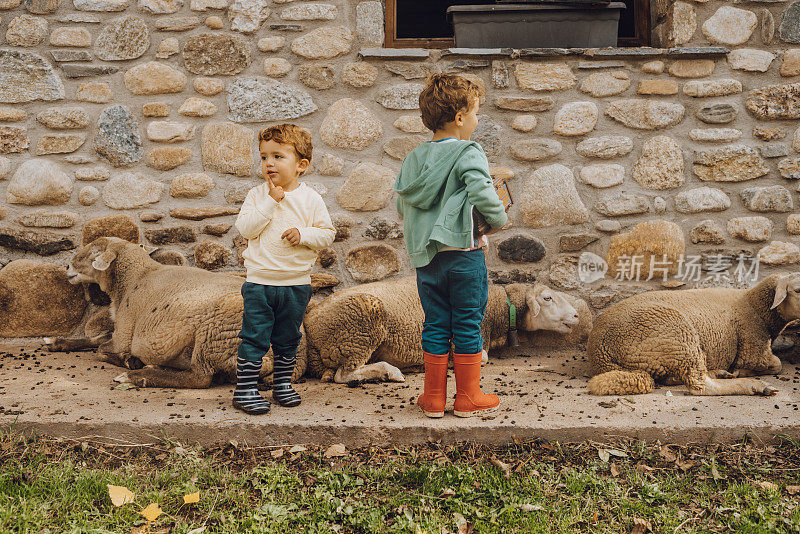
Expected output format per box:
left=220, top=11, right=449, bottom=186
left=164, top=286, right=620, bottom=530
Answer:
left=1, top=0, right=800, bottom=336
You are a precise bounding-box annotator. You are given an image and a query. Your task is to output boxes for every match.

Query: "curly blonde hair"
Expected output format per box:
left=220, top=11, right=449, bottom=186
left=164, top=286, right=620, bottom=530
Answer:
left=258, top=124, right=313, bottom=163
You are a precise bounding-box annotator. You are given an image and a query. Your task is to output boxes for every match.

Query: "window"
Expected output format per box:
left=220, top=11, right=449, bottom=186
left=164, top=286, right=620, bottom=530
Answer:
left=384, top=0, right=650, bottom=48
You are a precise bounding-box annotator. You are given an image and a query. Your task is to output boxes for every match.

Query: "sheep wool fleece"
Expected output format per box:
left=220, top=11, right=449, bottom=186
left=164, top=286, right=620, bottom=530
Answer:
left=235, top=182, right=336, bottom=286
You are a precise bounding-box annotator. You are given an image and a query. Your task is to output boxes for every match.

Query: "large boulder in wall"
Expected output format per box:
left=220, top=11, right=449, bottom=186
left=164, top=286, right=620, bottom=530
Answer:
left=0, top=260, right=86, bottom=337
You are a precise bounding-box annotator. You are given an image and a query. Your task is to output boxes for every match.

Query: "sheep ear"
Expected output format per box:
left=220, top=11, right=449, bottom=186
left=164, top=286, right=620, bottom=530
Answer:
left=526, top=290, right=541, bottom=317
left=771, top=275, right=790, bottom=310
left=92, top=249, right=117, bottom=271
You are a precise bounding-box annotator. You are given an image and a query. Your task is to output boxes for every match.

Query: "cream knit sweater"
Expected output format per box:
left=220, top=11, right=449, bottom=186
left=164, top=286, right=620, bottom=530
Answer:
left=235, top=182, right=335, bottom=286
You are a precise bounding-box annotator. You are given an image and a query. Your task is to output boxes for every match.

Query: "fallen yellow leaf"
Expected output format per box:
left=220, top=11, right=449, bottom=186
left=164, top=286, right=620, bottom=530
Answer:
left=140, top=502, right=164, bottom=522
left=108, top=484, right=135, bottom=507
left=787, top=485, right=800, bottom=495
left=183, top=492, right=200, bottom=504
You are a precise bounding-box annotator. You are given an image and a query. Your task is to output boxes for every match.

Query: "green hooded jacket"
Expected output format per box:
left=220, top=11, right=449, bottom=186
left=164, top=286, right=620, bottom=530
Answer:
left=394, top=138, right=508, bottom=268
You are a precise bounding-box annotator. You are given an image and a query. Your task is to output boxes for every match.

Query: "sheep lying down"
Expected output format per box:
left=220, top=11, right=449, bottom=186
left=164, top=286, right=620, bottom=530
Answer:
left=45, top=237, right=305, bottom=388
left=587, top=273, right=800, bottom=396
left=303, top=276, right=581, bottom=385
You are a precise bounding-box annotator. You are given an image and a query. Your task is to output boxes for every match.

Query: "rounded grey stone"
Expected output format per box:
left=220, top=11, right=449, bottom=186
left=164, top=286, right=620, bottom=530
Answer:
left=95, top=104, right=143, bottom=167
left=0, top=50, right=65, bottom=104
left=696, top=103, right=738, bottom=124
left=228, top=77, right=317, bottom=122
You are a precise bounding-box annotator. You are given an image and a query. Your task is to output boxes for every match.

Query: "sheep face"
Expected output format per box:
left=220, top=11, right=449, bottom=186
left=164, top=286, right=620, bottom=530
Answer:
left=771, top=273, right=800, bottom=323
left=521, top=285, right=580, bottom=334
left=66, top=238, right=156, bottom=288
left=66, top=238, right=117, bottom=286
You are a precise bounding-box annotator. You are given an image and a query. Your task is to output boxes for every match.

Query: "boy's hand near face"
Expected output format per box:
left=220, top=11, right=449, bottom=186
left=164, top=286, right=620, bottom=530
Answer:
left=281, top=227, right=301, bottom=245
left=267, top=175, right=285, bottom=202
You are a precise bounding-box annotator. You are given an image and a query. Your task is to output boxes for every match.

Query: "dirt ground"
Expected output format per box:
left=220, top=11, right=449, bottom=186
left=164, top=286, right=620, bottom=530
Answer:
left=2, top=341, right=800, bottom=447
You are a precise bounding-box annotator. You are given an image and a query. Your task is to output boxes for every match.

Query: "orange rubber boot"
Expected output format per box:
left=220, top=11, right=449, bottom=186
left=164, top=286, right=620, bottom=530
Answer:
left=417, top=352, right=449, bottom=418
left=453, top=352, right=499, bottom=417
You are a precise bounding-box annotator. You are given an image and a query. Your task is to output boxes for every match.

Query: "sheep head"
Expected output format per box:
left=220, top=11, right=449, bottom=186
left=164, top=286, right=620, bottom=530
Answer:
left=506, top=283, right=579, bottom=334
left=66, top=237, right=157, bottom=292
left=770, top=273, right=800, bottom=322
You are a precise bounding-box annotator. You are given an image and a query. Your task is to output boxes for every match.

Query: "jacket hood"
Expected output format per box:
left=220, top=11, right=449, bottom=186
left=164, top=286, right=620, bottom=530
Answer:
left=394, top=140, right=479, bottom=209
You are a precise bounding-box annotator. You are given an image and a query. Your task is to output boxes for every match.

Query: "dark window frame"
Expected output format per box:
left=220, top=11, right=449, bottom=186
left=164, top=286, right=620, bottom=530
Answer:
left=384, top=0, right=651, bottom=48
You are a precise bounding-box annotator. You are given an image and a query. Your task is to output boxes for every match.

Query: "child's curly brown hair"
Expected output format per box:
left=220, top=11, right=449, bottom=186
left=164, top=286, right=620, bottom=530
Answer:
left=418, top=74, right=482, bottom=132
left=258, top=124, right=313, bottom=164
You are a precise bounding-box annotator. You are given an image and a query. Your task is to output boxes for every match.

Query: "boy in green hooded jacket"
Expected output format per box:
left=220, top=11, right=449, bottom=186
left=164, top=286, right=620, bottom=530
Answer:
left=394, top=74, right=508, bottom=418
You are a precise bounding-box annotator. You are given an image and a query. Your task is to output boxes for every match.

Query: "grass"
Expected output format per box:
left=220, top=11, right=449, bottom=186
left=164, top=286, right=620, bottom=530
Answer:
left=2, top=431, right=800, bottom=533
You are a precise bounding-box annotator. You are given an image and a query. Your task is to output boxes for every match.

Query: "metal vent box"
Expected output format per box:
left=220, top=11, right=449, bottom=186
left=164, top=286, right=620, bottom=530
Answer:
left=447, top=3, right=626, bottom=49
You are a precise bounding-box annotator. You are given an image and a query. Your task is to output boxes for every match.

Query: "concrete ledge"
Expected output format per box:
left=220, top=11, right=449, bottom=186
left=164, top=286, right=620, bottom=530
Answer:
left=359, top=46, right=731, bottom=60
left=2, top=343, right=798, bottom=447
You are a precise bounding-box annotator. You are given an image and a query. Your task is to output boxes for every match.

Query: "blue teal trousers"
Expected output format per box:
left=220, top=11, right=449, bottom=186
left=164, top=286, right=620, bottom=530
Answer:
left=237, top=282, right=312, bottom=363
left=415, top=248, right=488, bottom=355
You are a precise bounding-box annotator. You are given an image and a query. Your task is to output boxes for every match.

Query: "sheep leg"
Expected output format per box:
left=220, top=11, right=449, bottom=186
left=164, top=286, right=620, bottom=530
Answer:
left=708, top=370, right=737, bottom=379
left=43, top=331, right=111, bottom=352
left=124, top=365, right=214, bottom=389
left=588, top=370, right=655, bottom=395
left=333, top=361, right=405, bottom=386
left=320, top=368, right=335, bottom=383
left=687, top=374, right=778, bottom=396
left=733, top=350, right=782, bottom=377
left=96, top=340, right=143, bottom=370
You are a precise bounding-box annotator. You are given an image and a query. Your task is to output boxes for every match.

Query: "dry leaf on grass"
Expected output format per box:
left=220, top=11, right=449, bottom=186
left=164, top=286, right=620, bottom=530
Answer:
left=659, top=446, right=677, bottom=463
left=454, top=512, right=475, bottom=534
left=489, top=456, right=511, bottom=478
left=140, top=502, right=164, bottom=522
left=610, top=462, right=620, bottom=477
left=270, top=449, right=284, bottom=459
left=676, top=459, right=695, bottom=472
left=711, top=461, right=724, bottom=481
left=439, top=488, right=455, bottom=498
left=324, top=443, right=347, bottom=458
left=757, top=480, right=779, bottom=492
left=786, top=485, right=800, bottom=495
left=631, top=516, right=652, bottom=534
left=635, top=462, right=654, bottom=473
left=520, top=503, right=545, bottom=512
left=183, top=492, right=200, bottom=504
left=289, top=445, right=307, bottom=453
left=108, top=484, right=135, bottom=507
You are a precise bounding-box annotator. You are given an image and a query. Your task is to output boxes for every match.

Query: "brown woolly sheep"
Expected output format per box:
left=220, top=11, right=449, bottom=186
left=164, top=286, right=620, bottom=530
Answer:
left=587, top=273, right=800, bottom=396
left=45, top=237, right=305, bottom=388
left=303, top=276, right=583, bottom=384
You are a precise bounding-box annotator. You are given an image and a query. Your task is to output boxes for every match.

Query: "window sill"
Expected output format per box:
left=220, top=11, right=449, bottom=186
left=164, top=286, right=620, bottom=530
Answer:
left=359, top=46, right=730, bottom=60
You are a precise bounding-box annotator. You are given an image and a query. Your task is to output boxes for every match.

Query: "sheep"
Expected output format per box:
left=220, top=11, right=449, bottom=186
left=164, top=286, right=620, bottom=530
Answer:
left=586, top=272, right=800, bottom=396
left=45, top=237, right=305, bottom=388
left=303, top=276, right=582, bottom=385
left=44, top=247, right=187, bottom=355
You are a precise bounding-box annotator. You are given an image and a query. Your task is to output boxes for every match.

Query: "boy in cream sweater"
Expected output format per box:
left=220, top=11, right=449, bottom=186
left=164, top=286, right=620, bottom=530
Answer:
left=233, top=124, right=335, bottom=415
